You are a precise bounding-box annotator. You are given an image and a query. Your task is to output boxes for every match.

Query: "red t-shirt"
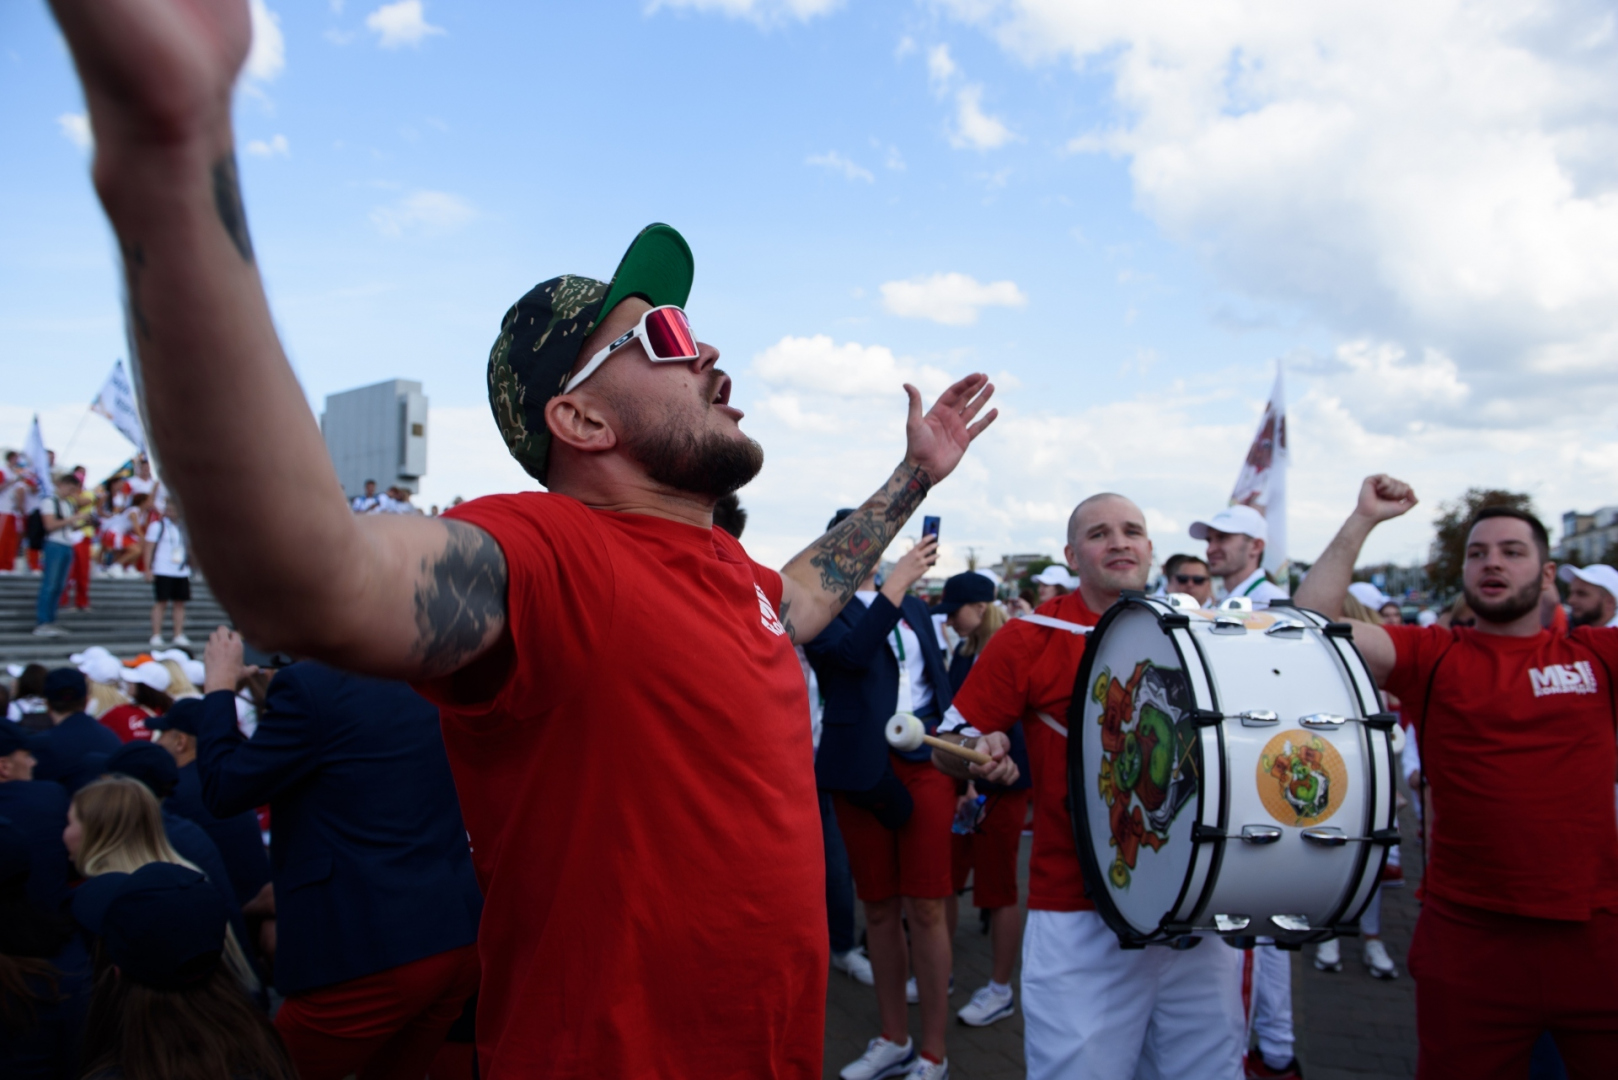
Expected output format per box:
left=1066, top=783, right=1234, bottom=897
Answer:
left=946, top=591, right=1099, bottom=911
left=98, top=703, right=156, bottom=743
left=415, top=493, right=826, bottom=1080
left=1384, top=624, right=1618, bottom=920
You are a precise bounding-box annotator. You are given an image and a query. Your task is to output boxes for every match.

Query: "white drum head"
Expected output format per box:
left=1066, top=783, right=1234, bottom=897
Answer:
left=1070, top=603, right=1203, bottom=938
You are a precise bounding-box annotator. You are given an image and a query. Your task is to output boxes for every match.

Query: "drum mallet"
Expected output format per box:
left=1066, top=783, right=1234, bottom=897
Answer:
left=886, top=713, right=994, bottom=765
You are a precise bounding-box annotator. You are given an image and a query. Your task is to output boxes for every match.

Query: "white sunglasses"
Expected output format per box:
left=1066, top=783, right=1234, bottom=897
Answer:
left=562, top=305, right=699, bottom=393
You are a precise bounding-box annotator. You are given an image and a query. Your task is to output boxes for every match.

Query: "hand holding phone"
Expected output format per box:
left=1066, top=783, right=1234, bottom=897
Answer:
left=922, top=515, right=941, bottom=543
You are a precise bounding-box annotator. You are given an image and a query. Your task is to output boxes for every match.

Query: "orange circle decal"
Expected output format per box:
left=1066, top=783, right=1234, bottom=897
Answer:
left=1256, top=730, right=1348, bottom=827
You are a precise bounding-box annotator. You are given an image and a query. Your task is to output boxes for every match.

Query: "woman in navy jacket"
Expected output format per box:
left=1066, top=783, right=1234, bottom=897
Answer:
left=806, top=532, right=955, bottom=1080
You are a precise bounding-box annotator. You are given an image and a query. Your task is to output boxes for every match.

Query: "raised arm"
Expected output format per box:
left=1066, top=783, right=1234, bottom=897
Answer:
left=48, top=0, right=506, bottom=678
left=778, top=375, right=996, bottom=643
left=1293, top=474, right=1419, bottom=684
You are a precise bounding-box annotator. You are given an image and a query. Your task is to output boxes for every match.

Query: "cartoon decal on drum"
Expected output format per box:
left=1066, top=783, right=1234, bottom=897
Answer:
left=1069, top=594, right=1398, bottom=948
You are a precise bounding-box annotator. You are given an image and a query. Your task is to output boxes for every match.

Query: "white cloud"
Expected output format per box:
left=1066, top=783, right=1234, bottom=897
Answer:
left=927, top=43, right=959, bottom=89
left=752, top=335, right=956, bottom=397
left=369, top=190, right=475, bottom=237
left=366, top=0, right=445, bottom=49
left=923, top=43, right=1017, bottom=151
left=245, top=0, right=286, bottom=82
left=879, top=272, right=1027, bottom=325
left=939, top=0, right=1618, bottom=425
left=805, top=150, right=873, bottom=183
left=245, top=134, right=291, bottom=158
left=56, top=113, right=92, bottom=151
left=647, top=0, right=842, bottom=25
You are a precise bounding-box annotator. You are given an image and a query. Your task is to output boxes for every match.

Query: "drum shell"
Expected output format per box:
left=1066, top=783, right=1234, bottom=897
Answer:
left=1068, top=596, right=1396, bottom=946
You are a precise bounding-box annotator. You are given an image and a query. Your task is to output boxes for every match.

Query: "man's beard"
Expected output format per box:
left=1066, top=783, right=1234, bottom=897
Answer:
left=621, top=407, right=764, bottom=499
left=1463, top=577, right=1542, bottom=625
left=1571, top=605, right=1604, bottom=628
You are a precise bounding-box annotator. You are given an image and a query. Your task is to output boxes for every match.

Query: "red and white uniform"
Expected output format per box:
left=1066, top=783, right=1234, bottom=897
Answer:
left=1385, top=624, right=1618, bottom=1078
left=414, top=493, right=825, bottom=1080
left=939, top=592, right=1245, bottom=1080
left=98, top=702, right=157, bottom=743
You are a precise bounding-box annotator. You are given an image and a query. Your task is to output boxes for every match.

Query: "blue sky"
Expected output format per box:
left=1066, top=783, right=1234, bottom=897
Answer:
left=6, top=0, right=1618, bottom=574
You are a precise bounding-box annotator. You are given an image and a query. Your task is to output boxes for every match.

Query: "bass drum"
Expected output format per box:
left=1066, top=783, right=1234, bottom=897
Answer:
left=1066, top=594, right=1397, bottom=947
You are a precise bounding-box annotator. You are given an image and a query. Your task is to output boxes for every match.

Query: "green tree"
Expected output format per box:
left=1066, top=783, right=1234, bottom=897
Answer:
left=1425, top=488, right=1537, bottom=597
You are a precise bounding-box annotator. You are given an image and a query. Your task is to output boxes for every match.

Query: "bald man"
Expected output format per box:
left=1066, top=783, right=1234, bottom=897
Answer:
left=933, top=494, right=1246, bottom=1080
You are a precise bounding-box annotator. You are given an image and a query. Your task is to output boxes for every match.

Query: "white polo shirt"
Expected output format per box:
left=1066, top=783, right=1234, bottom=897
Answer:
left=854, top=590, right=935, bottom=714
left=1225, top=566, right=1289, bottom=607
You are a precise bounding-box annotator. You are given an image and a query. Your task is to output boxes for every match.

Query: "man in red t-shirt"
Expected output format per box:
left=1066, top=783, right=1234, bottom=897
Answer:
left=44, top=11, right=999, bottom=1071
left=1297, top=475, right=1618, bottom=1080
left=934, top=494, right=1246, bottom=1079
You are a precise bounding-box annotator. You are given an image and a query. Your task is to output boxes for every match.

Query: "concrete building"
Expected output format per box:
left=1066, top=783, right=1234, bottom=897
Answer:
left=321, top=379, right=428, bottom=499
left=1558, top=506, right=1618, bottom=565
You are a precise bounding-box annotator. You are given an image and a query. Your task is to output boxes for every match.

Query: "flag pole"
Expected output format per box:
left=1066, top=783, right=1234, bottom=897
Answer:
left=57, top=405, right=96, bottom=462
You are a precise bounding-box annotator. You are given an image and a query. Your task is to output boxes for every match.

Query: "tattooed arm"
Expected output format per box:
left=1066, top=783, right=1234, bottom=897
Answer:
left=47, top=0, right=509, bottom=678
left=778, top=374, right=997, bottom=644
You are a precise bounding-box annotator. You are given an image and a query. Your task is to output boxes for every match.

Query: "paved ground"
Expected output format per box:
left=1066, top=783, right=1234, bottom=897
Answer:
left=824, top=801, right=1423, bottom=1079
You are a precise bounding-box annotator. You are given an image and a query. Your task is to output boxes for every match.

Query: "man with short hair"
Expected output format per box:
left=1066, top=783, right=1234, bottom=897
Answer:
left=1191, top=504, right=1288, bottom=606
left=0, top=721, right=72, bottom=913
left=46, top=5, right=997, bottom=1074
left=350, top=480, right=380, bottom=514
left=934, top=494, right=1245, bottom=1079
left=32, top=474, right=92, bottom=638
left=1297, top=476, right=1618, bottom=1077
left=1159, top=553, right=1213, bottom=607
left=29, top=669, right=122, bottom=794
left=143, top=503, right=191, bottom=646
left=1560, top=564, right=1618, bottom=628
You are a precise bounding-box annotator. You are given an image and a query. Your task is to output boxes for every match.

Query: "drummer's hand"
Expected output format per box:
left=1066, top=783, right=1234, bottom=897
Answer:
left=1354, top=475, right=1418, bottom=524
left=968, top=731, right=1019, bottom=785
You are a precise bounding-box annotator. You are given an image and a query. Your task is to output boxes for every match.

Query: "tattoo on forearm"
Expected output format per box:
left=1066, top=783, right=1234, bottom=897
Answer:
left=122, top=240, right=151, bottom=341
left=806, top=462, right=931, bottom=608
left=778, top=598, right=797, bottom=643
left=212, top=154, right=255, bottom=262
left=412, top=521, right=508, bottom=675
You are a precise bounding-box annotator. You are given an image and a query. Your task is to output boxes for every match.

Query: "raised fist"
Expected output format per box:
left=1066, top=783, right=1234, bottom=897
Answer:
left=1356, top=474, right=1418, bottom=524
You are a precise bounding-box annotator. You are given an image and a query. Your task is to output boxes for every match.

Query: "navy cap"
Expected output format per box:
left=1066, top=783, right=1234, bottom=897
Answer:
left=73, top=863, right=227, bottom=990
left=0, top=722, right=36, bottom=757
left=43, top=668, right=87, bottom=706
left=935, top=571, right=996, bottom=616
left=146, top=697, right=204, bottom=736
left=103, top=742, right=179, bottom=799
left=0, top=818, right=30, bottom=886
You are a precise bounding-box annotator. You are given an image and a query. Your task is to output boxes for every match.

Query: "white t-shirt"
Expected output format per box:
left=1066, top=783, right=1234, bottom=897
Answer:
left=854, top=590, right=935, bottom=714
left=351, top=494, right=381, bottom=513
left=145, top=518, right=191, bottom=578
left=1224, top=567, right=1289, bottom=607
left=43, top=496, right=78, bottom=547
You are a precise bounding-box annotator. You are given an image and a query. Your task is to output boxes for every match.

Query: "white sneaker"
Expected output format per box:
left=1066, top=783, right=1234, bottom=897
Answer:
left=956, top=983, right=1015, bottom=1027
left=839, top=1036, right=916, bottom=1080
left=905, top=975, right=953, bottom=1004
left=149, top=634, right=165, bottom=646
left=1314, top=938, right=1343, bottom=972
left=173, top=634, right=192, bottom=647
left=32, top=624, right=67, bottom=637
left=1364, top=938, right=1398, bottom=980
left=832, top=948, right=875, bottom=986
left=905, top=1057, right=949, bottom=1080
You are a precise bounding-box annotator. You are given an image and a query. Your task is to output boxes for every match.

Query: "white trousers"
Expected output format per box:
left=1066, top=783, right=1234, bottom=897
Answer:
left=1246, top=944, right=1293, bottom=1069
left=1021, top=910, right=1246, bottom=1080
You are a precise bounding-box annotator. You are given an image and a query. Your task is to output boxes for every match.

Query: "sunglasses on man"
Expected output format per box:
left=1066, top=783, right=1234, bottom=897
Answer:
left=1174, top=574, right=1209, bottom=586
left=564, top=305, right=699, bottom=393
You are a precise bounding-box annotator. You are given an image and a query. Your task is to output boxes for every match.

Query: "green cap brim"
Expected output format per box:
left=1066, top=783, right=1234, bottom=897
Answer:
left=593, top=223, right=695, bottom=332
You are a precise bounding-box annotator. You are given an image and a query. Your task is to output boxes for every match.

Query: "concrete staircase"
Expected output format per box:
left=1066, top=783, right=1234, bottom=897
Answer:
left=0, top=571, right=232, bottom=667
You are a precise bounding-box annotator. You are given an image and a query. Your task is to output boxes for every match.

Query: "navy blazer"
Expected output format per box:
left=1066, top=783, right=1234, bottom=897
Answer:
left=0, top=780, right=70, bottom=913
left=808, top=592, right=953, bottom=793
left=195, top=662, right=482, bottom=995
left=30, top=714, right=121, bottom=795
left=166, top=762, right=272, bottom=907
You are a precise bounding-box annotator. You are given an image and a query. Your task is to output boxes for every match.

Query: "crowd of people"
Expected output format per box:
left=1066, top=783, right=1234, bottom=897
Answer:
left=13, top=4, right=1618, bottom=1077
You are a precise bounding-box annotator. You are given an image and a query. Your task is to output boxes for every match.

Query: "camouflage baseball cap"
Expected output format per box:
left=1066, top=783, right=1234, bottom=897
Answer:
left=487, top=223, right=695, bottom=483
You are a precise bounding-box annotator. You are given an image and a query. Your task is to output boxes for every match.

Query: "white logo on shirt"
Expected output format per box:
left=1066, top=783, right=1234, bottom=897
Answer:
left=755, top=584, right=786, bottom=637
left=1528, top=662, right=1599, bottom=698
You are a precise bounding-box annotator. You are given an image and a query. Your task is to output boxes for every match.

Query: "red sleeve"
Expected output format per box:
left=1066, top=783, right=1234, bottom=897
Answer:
left=412, top=492, right=614, bottom=722
left=1571, top=627, right=1618, bottom=690
left=1380, top=625, right=1457, bottom=715
left=950, top=621, right=1036, bottom=735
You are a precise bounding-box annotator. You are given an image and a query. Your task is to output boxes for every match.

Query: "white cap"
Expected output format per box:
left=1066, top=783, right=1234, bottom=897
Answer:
left=1347, top=582, right=1392, bottom=610
left=70, top=646, right=116, bottom=666
left=78, top=653, right=125, bottom=686
left=1558, top=563, right=1618, bottom=598
left=5, top=664, right=23, bottom=679
left=1033, top=565, right=1079, bottom=588
left=1189, top=504, right=1268, bottom=543
left=180, top=659, right=206, bottom=687
left=151, top=648, right=192, bottom=664
left=1416, top=609, right=1439, bottom=627
left=121, top=661, right=172, bottom=692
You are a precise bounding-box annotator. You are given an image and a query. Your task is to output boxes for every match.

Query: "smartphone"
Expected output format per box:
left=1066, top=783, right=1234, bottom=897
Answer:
left=921, top=515, right=941, bottom=543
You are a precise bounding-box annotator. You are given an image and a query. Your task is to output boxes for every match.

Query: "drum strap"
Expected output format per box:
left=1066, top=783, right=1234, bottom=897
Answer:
left=1035, top=710, right=1069, bottom=739
left=1018, top=614, right=1093, bottom=635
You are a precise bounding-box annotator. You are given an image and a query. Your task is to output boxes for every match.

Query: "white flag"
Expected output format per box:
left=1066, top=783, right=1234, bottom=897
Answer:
left=21, top=416, right=49, bottom=491
left=91, top=360, right=146, bottom=451
left=1229, top=365, right=1288, bottom=572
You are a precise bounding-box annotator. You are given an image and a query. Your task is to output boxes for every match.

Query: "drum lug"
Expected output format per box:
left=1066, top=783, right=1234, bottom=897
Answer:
left=1191, top=708, right=1224, bottom=727
left=1263, top=619, right=1306, bottom=637
left=1323, top=621, right=1355, bottom=639
left=1218, top=596, right=1254, bottom=613
left=1298, top=712, right=1348, bottom=729
left=1192, top=823, right=1227, bottom=843
left=1364, top=712, right=1397, bottom=731
left=1300, top=827, right=1348, bottom=847
left=1239, top=825, right=1283, bottom=845
left=1156, top=610, right=1192, bottom=629
left=1235, top=710, right=1279, bottom=726
left=1212, top=615, right=1247, bottom=634
left=1212, top=914, right=1251, bottom=933
left=1270, top=914, right=1312, bottom=933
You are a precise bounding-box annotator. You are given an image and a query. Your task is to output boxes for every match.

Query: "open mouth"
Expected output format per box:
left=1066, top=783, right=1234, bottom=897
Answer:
left=710, top=373, right=732, bottom=407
